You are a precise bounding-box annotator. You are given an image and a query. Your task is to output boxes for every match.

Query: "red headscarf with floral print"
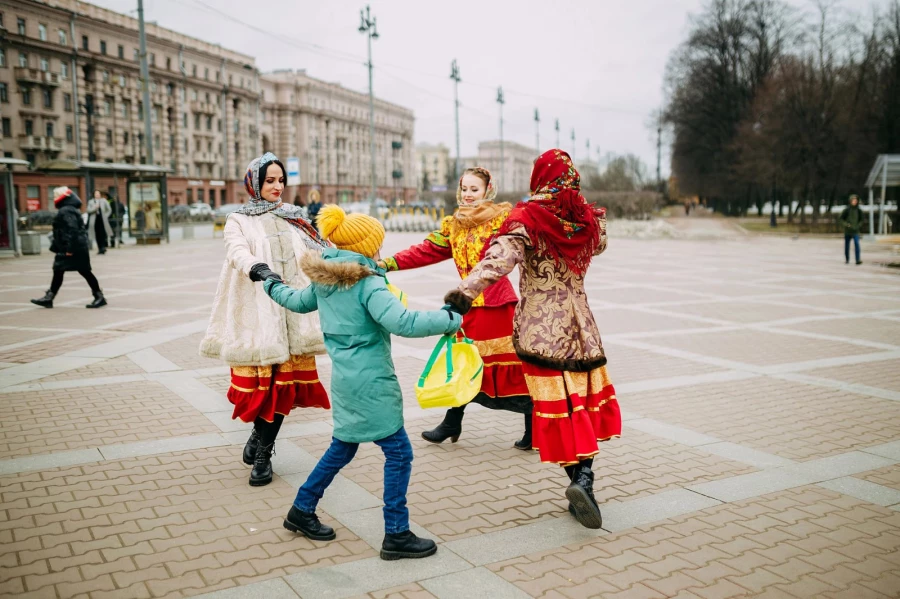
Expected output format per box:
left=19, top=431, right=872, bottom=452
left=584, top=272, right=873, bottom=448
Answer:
left=499, top=149, right=603, bottom=275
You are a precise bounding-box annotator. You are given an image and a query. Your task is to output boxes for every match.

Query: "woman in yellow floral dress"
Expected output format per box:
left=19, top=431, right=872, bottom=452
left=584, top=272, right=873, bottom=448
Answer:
left=380, top=167, right=532, bottom=448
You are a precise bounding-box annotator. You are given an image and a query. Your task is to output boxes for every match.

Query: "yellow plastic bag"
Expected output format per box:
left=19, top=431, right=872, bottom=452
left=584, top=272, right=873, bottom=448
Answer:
left=415, top=332, right=484, bottom=409
left=384, top=275, right=407, bottom=307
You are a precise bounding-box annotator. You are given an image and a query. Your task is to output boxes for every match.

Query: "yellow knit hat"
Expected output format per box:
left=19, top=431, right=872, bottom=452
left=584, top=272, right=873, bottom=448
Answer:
left=317, top=204, right=385, bottom=258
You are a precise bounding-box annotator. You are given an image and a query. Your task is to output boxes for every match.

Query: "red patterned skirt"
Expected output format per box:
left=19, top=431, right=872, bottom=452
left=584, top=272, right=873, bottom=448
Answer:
left=463, top=305, right=530, bottom=401
left=523, top=362, right=621, bottom=465
left=228, top=355, right=330, bottom=423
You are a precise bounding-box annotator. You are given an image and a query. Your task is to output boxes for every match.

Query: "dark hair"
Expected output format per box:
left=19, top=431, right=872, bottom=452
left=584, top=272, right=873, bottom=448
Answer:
left=260, top=159, right=286, bottom=182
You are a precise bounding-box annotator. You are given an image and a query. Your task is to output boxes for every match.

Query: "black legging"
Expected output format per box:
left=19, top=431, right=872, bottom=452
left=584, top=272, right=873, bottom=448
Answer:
left=95, top=218, right=108, bottom=252
left=50, top=269, right=101, bottom=294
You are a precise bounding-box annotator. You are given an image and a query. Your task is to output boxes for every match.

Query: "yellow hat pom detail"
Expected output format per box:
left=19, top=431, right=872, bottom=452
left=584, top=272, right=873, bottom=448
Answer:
left=316, top=204, right=385, bottom=258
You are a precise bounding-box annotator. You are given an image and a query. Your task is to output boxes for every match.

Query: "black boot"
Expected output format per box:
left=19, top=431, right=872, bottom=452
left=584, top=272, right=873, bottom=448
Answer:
left=86, top=290, right=107, bottom=309
left=421, top=406, right=464, bottom=444
left=31, top=290, right=55, bottom=309
left=242, top=429, right=259, bottom=466
left=514, top=412, right=533, bottom=450
left=283, top=506, right=336, bottom=541
left=380, top=530, right=437, bottom=560
left=565, top=463, right=602, bottom=529
left=249, top=442, right=274, bottom=486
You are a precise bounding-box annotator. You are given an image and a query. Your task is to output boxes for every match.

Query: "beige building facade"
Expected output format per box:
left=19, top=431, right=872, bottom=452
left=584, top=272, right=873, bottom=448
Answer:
left=259, top=69, right=416, bottom=206
left=477, top=140, right=537, bottom=193
left=0, top=0, right=417, bottom=211
left=416, top=143, right=452, bottom=192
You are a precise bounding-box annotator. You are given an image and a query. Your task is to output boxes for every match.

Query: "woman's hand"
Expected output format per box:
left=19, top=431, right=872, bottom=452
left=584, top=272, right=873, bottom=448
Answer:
left=375, top=260, right=386, bottom=269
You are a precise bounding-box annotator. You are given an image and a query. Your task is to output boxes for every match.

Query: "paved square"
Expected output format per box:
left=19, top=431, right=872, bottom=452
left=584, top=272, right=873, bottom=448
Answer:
left=1, top=223, right=899, bottom=598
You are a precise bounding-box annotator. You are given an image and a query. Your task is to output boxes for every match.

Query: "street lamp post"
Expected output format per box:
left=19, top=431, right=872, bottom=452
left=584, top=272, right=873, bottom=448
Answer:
left=534, top=108, right=540, bottom=155
left=137, top=0, right=153, bottom=164
left=450, top=60, right=461, bottom=182
left=555, top=119, right=560, bottom=148
left=359, top=6, right=379, bottom=217
left=497, top=86, right=504, bottom=192
left=571, top=128, right=576, bottom=161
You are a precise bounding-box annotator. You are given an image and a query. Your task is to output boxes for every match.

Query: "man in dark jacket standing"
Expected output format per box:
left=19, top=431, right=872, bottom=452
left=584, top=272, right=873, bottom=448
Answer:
left=839, top=194, right=865, bottom=265
left=30, top=187, right=107, bottom=309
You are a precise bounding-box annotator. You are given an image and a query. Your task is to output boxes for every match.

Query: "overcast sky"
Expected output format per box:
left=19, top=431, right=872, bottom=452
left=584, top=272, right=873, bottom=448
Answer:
left=91, top=0, right=883, bottom=177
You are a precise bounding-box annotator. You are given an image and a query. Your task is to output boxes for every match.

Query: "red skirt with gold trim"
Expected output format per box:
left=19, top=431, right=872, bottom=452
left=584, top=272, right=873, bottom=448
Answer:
left=523, top=362, right=621, bottom=465
left=463, top=305, right=530, bottom=401
left=228, top=355, right=330, bottom=423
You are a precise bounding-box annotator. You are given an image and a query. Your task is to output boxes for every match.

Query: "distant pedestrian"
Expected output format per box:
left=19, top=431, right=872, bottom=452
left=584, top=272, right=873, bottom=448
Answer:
left=87, top=190, right=112, bottom=255
left=108, top=194, right=127, bottom=247
left=31, top=187, right=107, bottom=309
left=307, top=192, right=322, bottom=231
left=839, top=194, right=865, bottom=265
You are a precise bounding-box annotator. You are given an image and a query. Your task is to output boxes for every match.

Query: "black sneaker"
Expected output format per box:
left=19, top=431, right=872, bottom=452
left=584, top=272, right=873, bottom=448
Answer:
left=380, top=530, right=437, bottom=560
left=283, top=506, right=336, bottom=541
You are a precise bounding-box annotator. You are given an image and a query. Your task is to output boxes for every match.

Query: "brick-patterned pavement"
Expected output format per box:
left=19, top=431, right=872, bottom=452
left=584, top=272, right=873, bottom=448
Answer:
left=1, top=222, right=899, bottom=599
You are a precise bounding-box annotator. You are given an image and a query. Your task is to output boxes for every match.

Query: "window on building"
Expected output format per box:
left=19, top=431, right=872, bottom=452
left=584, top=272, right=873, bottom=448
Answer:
left=194, top=114, right=200, bottom=129
left=22, top=88, right=31, bottom=105
left=204, top=67, right=209, bottom=80
left=118, top=44, right=124, bottom=59
left=122, top=101, right=129, bottom=118
left=152, top=106, right=160, bottom=123
left=46, top=122, right=54, bottom=138
left=184, top=139, right=188, bottom=152
left=191, top=89, right=198, bottom=101
left=205, top=92, right=210, bottom=103
left=101, top=70, right=109, bottom=83
left=106, top=129, right=112, bottom=145
left=216, top=71, right=220, bottom=82
left=182, top=113, right=187, bottom=128
left=18, top=52, right=27, bottom=68
left=64, top=124, right=74, bottom=142
left=38, top=23, right=47, bottom=41
left=81, top=35, right=88, bottom=51
left=217, top=119, right=221, bottom=132
left=195, top=139, right=200, bottom=152
left=1, top=118, right=10, bottom=138
left=58, top=29, right=67, bottom=45
left=42, top=89, right=52, bottom=108
left=133, top=48, right=139, bottom=61
left=150, top=53, right=155, bottom=66
left=0, top=49, right=5, bottom=68
left=103, top=99, right=111, bottom=116
left=24, top=120, right=33, bottom=136
left=206, top=116, right=212, bottom=131
left=60, top=62, right=68, bottom=79
left=228, top=74, right=233, bottom=85
left=17, top=18, right=25, bottom=36
left=39, top=57, right=48, bottom=72
left=166, top=57, right=171, bottom=70
left=0, top=83, right=7, bottom=103
left=166, top=83, right=174, bottom=96
left=118, top=74, right=125, bottom=87
left=186, top=189, right=193, bottom=203
left=100, top=40, right=107, bottom=55
left=123, top=131, right=128, bottom=145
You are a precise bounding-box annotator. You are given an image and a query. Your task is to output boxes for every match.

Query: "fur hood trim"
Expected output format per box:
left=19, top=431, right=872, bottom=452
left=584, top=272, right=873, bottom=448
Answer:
left=300, top=251, right=376, bottom=289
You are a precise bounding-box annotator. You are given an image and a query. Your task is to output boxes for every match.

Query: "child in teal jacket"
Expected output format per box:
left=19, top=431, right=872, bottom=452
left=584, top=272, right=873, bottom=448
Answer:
left=256, top=205, right=461, bottom=560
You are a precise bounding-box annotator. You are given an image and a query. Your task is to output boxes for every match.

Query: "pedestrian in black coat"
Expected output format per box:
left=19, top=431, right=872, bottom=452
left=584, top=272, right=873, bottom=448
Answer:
left=31, top=187, right=107, bottom=309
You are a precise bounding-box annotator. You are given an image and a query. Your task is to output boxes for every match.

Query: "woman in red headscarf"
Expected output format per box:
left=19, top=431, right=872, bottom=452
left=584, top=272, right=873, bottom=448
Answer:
left=443, top=149, right=621, bottom=530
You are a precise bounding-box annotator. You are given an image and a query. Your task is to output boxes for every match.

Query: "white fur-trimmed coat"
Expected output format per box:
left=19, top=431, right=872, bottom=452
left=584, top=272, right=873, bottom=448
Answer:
left=199, top=212, right=326, bottom=366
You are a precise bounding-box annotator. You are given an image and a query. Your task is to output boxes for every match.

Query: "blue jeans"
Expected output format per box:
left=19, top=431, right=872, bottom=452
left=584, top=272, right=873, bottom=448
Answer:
left=844, top=234, right=861, bottom=263
left=292, top=427, right=413, bottom=534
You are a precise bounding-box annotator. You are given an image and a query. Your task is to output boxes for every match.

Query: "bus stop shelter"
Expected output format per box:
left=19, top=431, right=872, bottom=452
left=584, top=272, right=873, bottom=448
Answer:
left=0, top=157, right=32, bottom=257
left=865, top=154, right=900, bottom=236
left=37, top=160, right=171, bottom=244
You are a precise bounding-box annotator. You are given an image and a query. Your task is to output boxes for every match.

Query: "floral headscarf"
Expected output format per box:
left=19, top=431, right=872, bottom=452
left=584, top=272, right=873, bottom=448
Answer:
left=236, top=152, right=327, bottom=249
left=499, top=149, right=603, bottom=275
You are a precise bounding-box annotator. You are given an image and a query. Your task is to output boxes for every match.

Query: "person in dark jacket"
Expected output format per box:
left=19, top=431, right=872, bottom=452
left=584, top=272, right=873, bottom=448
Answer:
left=306, top=191, right=322, bottom=232
left=839, top=194, right=865, bottom=265
left=31, top=187, right=107, bottom=309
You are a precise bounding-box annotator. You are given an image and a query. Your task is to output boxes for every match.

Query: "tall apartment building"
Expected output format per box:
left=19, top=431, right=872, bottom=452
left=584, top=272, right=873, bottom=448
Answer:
left=1, top=1, right=417, bottom=211
left=415, top=142, right=451, bottom=192
left=259, top=69, right=416, bottom=206
left=477, top=140, right=537, bottom=193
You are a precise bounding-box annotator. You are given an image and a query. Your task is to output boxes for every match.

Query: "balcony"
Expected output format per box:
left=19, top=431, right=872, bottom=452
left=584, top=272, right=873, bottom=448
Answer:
left=14, top=67, right=61, bottom=87
left=191, top=101, right=218, bottom=115
left=194, top=152, right=221, bottom=164
left=19, top=135, right=64, bottom=152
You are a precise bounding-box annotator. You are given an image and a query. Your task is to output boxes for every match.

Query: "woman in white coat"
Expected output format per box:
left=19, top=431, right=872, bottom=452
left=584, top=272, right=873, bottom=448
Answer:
left=87, top=190, right=113, bottom=254
left=200, top=152, right=331, bottom=486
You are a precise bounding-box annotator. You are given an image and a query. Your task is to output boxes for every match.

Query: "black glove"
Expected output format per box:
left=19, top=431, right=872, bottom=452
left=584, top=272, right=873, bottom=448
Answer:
left=441, top=303, right=463, bottom=315
left=249, top=263, right=283, bottom=283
